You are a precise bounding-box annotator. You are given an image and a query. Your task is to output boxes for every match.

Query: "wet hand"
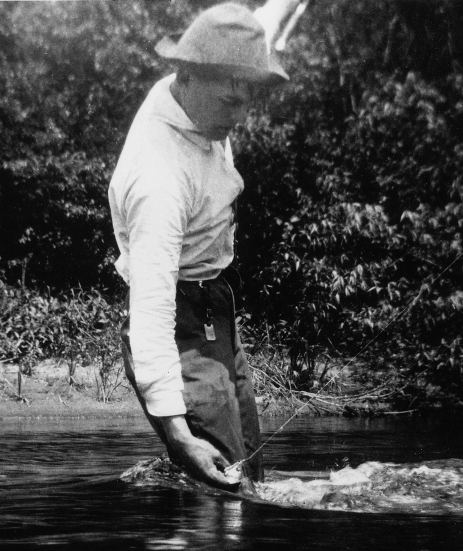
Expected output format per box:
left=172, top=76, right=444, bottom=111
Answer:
left=160, top=415, right=234, bottom=488
left=177, top=436, right=233, bottom=487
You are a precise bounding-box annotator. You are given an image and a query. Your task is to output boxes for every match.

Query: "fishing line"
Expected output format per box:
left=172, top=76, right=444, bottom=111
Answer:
left=236, top=248, right=463, bottom=468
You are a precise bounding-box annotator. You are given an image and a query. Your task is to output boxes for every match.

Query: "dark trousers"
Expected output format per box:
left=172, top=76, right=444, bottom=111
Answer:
left=121, top=276, right=263, bottom=482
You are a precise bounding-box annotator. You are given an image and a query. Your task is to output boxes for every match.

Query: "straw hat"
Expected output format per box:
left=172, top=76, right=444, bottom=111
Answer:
left=155, top=2, right=289, bottom=85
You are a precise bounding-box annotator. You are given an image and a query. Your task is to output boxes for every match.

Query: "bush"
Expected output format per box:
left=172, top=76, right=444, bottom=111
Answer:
left=0, top=280, right=67, bottom=373
left=0, top=0, right=192, bottom=289
left=232, top=70, right=463, bottom=401
left=0, top=280, right=126, bottom=396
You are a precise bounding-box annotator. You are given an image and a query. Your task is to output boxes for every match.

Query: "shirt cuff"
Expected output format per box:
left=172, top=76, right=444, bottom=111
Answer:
left=144, top=389, right=187, bottom=418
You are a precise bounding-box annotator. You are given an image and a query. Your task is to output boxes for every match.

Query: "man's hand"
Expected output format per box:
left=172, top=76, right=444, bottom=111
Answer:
left=160, top=415, right=235, bottom=488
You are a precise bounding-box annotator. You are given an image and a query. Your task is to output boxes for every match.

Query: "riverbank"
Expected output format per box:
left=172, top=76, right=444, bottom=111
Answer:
left=0, top=360, right=141, bottom=419
left=0, top=360, right=298, bottom=419
left=0, top=358, right=407, bottom=420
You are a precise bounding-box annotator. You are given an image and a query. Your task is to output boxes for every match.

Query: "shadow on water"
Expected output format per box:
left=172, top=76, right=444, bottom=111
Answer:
left=1, top=415, right=463, bottom=550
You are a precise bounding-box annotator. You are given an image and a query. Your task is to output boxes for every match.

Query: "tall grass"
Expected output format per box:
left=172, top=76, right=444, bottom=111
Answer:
left=0, top=281, right=126, bottom=402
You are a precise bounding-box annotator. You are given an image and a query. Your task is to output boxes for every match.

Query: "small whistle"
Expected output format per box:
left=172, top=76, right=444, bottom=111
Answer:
left=204, top=323, right=216, bottom=341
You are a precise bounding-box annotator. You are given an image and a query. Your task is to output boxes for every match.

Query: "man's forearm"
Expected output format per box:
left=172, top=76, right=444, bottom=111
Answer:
left=160, top=415, right=193, bottom=445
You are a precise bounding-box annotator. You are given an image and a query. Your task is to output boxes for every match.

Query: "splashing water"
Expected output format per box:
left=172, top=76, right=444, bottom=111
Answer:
left=121, top=457, right=463, bottom=515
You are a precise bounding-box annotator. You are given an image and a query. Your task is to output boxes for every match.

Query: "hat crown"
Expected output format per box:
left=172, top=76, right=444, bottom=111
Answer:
left=155, top=2, right=288, bottom=84
left=179, top=3, right=268, bottom=71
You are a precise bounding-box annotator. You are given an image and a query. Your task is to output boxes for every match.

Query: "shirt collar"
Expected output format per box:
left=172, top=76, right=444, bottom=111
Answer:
left=151, top=74, right=212, bottom=151
left=177, top=128, right=212, bottom=151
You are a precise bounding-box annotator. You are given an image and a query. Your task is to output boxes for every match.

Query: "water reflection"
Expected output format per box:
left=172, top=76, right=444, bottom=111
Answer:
left=1, top=415, right=463, bottom=550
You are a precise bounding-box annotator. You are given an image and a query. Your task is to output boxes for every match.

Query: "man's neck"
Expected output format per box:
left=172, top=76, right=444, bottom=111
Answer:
left=170, top=79, right=189, bottom=119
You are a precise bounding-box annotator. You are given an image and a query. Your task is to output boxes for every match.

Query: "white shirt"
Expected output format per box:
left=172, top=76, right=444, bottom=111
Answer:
left=108, top=74, right=244, bottom=417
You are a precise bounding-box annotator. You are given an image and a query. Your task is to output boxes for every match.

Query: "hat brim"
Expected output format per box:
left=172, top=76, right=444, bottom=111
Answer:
left=155, top=35, right=289, bottom=85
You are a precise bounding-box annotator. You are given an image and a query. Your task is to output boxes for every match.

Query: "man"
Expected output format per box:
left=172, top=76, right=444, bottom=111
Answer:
left=108, top=3, right=288, bottom=490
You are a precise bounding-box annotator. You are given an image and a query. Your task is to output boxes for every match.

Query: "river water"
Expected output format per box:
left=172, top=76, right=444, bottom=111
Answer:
left=1, top=415, right=463, bottom=550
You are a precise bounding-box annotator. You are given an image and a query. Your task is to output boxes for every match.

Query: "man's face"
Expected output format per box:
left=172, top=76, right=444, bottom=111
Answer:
left=185, top=73, right=253, bottom=141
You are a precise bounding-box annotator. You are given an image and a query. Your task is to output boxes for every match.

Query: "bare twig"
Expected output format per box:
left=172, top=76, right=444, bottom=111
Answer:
left=59, top=394, right=69, bottom=408
left=382, top=409, right=417, bottom=415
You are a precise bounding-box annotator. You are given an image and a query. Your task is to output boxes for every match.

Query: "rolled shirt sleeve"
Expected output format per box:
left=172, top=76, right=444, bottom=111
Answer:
left=124, top=159, right=192, bottom=417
